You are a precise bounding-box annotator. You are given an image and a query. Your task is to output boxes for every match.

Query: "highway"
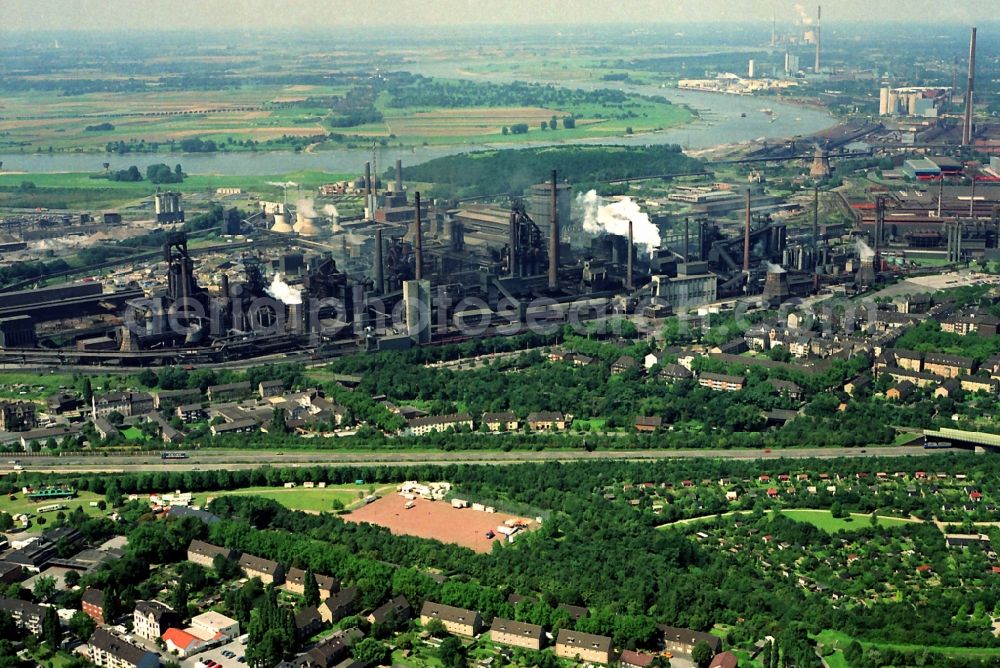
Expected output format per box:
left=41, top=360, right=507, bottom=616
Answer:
left=3, top=445, right=949, bottom=474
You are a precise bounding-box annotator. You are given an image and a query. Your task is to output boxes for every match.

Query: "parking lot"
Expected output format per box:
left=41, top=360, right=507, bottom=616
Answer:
left=180, top=634, right=247, bottom=668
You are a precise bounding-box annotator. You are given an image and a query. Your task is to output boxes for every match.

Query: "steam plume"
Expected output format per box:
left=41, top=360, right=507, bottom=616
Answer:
left=577, top=190, right=660, bottom=253
left=266, top=273, right=302, bottom=305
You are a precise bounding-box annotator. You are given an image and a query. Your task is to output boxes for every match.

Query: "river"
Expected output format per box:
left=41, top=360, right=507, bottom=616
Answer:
left=0, top=89, right=833, bottom=176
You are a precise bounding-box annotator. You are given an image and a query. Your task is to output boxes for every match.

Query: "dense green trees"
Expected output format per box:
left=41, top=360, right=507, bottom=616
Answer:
left=245, top=587, right=297, bottom=668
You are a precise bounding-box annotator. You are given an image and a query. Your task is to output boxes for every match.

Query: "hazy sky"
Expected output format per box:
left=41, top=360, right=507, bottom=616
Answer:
left=1, top=0, right=991, bottom=31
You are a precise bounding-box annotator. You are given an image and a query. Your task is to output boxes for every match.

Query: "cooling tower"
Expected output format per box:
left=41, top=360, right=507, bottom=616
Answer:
left=294, top=212, right=320, bottom=237
left=271, top=206, right=293, bottom=234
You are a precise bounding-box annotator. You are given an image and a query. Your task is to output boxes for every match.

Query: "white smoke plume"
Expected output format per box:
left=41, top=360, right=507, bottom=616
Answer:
left=266, top=273, right=302, bottom=305
left=766, top=262, right=786, bottom=273
left=266, top=181, right=299, bottom=189
left=577, top=190, right=661, bottom=254
left=296, top=198, right=317, bottom=218
left=323, top=204, right=339, bottom=218
left=794, top=3, right=812, bottom=25
left=856, top=239, right=875, bottom=260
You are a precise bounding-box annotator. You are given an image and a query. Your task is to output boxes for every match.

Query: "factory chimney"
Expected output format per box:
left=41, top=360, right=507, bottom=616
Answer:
left=414, top=192, right=423, bottom=281
left=395, top=159, right=403, bottom=193
left=684, top=217, right=690, bottom=263
left=374, top=227, right=384, bottom=295
left=963, top=27, right=977, bottom=147
left=626, top=219, right=634, bottom=289
left=548, top=169, right=559, bottom=290
left=814, top=5, right=821, bottom=74
left=813, top=186, right=820, bottom=257
left=364, top=162, right=372, bottom=220
left=743, top=189, right=752, bottom=273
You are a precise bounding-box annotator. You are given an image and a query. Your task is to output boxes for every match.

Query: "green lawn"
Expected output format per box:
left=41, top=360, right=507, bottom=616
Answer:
left=815, top=629, right=1000, bottom=660
left=0, top=489, right=108, bottom=532
left=777, top=509, right=918, bottom=532
left=213, top=484, right=388, bottom=512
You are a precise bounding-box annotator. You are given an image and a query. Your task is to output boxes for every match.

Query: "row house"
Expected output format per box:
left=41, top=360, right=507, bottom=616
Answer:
left=92, top=392, right=154, bottom=418
left=481, top=412, right=519, bottom=432
left=404, top=413, right=473, bottom=436
left=555, top=629, right=613, bottom=665
left=526, top=412, right=568, bottom=431
left=88, top=628, right=160, bottom=668
left=698, top=372, right=745, bottom=392
left=419, top=601, right=483, bottom=637
left=490, top=618, right=545, bottom=651
left=283, top=567, right=339, bottom=598
left=239, top=553, right=285, bottom=585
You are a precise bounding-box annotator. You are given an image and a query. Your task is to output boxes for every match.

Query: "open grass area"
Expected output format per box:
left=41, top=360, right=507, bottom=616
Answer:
left=0, top=371, right=133, bottom=403
left=815, top=629, right=1000, bottom=660
left=0, top=489, right=108, bottom=532
left=0, top=169, right=355, bottom=210
left=213, top=484, right=388, bottom=513
left=777, top=509, right=918, bottom=532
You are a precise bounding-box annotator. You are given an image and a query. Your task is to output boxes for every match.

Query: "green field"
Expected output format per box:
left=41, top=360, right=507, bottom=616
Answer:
left=777, top=509, right=918, bottom=532
left=0, top=489, right=108, bottom=532
left=213, top=484, right=392, bottom=512
left=815, top=629, right=1000, bottom=661
left=0, top=170, right=356, bottom=210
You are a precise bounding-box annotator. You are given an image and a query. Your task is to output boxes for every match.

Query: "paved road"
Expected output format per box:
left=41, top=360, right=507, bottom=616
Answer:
left=3, top=445, right=947, bottom=474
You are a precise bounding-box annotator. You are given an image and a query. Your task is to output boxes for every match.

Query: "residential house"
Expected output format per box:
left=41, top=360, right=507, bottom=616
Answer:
left=709, top=652, right=739, bottom=668
left=93, top=417, right=120, bottom=441
left=961, top=376, right=998, bottom=394
left=320, top=586, right=359, bottom=624
left=941, top=311, right=1000, bottom=336
left=187, top=539, right=236, bottom=568
left=934, top=378, right=962, bottom=399
left=239, top=553, right=285, bottom=585
left=526, top=412, right=568, bottom=431
left=153, top=388, right=202, bottom=411
left=923, top=353, right=976, bottom=379
left=699, top=372, right=745, bottom=392
left=82, top=587, right=105, bottom=624
left=206, top=382, right=251, bottom=402
left=0, top=596, right=45, bottom=633
left=175, top=404, right=207, bottom=423
left=634, top=416, right=663, bottom=433
left=368, top=595, right=411, bottom=627
left=555, top=628, right=613, bottom=665
left=46, top=392, right=82, bottom=415
left=659, top=363, right=693, bottom=381
left=481, top=412, right=519, bottom=432
left=283, top=568, right=338, bottom=598
left=295, top=606, right=324, bottom=639
left=611, top=356, right=639, bottom=375
left=419, top=601, right=483, bottom=637
left=886, top=381, right=915, bottom=401
left=258, top=380, right=287, bottom=398
left=133, top=600, right=179, bottom=642
left=0, top=401, right=37, bottom=432
left=305, top=629, right=364, bottom=668
left=659, top=626, right=722, bottom=655
left=490, top=618, right=545, bottom=651
left=404, top=413, right=473, bottom=436
left=620, top=650, right=656, bottom=668
left=92, top=391, right=154, bottom=418
left=88, top=628, right=160, bottom=668
left=768, top=380, right=802, bottom=400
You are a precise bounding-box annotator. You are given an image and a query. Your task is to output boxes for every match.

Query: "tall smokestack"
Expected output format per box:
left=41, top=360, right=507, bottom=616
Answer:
left=963, top=27, right=977, bottom=147
left=414, top=192, right=423, bottom=281
left=627, top=219, right=634, bottom=289
left=813, top=186, right=820, bottom=254
left=374, top=227, right=384, bottom=295
left=814, top=5, right=821, bottom=74
left=364, top=162, right=372, bottom=220
left=548, top=169, right=559, bottom=290
left=743, top=189, right=752, bottom=273
left=684, top=217, right=690, bottom=263
left=395, top=159, right=403, bottom=193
